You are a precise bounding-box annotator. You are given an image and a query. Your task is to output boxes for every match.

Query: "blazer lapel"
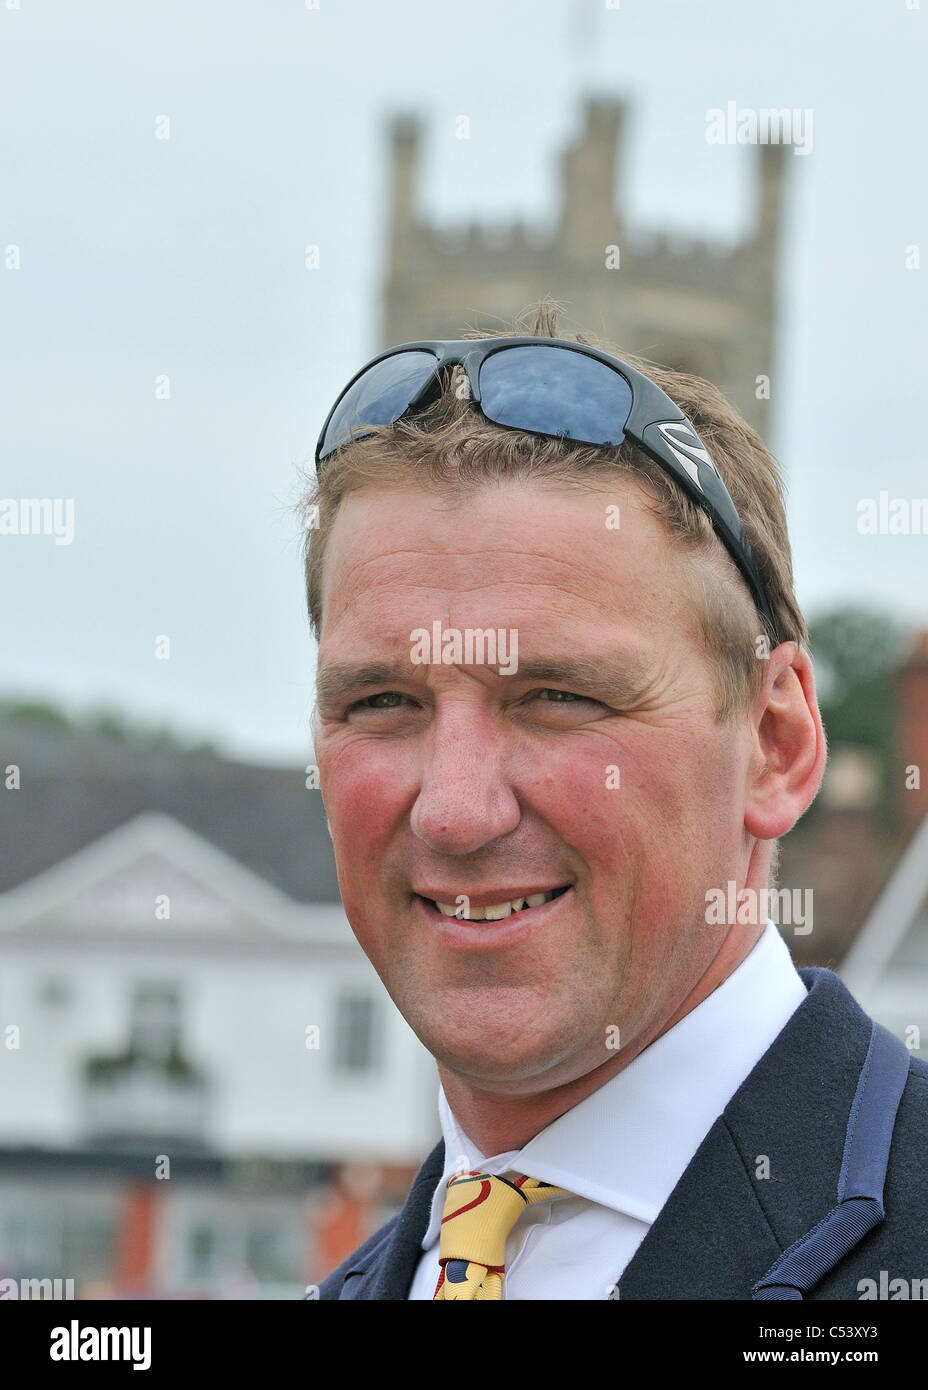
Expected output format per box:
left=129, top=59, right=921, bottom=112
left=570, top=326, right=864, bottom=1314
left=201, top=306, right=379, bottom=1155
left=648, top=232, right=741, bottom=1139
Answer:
left=617, top=1113, right=783, bottom=1297
left=345, top=1139, right=445, bottom=1300
left=618, top=968, right=873, bottom=1298
left=344, top=967, right=874, bottom=1300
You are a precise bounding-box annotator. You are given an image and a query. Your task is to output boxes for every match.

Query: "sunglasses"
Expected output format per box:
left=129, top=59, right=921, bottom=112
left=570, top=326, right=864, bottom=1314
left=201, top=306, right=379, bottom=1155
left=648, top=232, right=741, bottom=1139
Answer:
left=315, top=337, right=780, bottom=645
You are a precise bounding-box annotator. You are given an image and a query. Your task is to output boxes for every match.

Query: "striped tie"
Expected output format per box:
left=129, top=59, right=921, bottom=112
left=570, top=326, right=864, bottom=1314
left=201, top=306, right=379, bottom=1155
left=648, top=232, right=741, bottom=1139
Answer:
left=433, top=1170, right=570, bottom=1300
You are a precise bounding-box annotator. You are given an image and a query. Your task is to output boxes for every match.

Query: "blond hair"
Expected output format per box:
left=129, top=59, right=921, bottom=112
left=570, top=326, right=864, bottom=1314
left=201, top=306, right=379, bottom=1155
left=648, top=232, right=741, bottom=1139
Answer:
left=298, top=296, right=806, bottom=723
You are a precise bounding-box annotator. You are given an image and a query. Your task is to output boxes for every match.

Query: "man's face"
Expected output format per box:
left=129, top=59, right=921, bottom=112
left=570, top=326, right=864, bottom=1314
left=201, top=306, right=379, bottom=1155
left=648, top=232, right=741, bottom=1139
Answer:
left=314, top=477, right=755, bottom=1094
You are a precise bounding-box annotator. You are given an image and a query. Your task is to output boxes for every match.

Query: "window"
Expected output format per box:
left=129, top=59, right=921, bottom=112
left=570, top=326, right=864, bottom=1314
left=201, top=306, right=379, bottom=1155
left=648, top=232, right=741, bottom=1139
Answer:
left=333, top=994, right=379, bottom=1074
left=245, top=1221, right=301, bottom=1284
left=36, top=976, right=72, bottom=1010
left=187, top=1223, right=219, bottom=1281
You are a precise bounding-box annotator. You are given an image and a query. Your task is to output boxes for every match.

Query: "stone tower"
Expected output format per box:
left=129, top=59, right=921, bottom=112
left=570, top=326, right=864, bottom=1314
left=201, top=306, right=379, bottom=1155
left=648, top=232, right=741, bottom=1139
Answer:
left=380, top=96, right=786, bottom=439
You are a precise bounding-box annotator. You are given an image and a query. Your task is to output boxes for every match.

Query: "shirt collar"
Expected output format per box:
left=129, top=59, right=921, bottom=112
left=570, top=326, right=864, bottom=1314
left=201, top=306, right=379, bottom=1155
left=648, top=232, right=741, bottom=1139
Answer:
left=421, top=920, right=808, bottom=1248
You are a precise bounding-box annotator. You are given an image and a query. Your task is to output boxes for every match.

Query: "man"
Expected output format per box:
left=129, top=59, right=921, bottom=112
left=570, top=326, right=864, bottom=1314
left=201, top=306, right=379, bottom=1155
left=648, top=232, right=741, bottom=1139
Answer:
left=302, top=300, right=928, bottom=1300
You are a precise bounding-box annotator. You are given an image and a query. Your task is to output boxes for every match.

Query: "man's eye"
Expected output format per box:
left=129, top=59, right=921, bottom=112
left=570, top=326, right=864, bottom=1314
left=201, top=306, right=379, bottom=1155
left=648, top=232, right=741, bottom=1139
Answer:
left=344, top=689, right=603, bottom=715
left=533, top=689, right=603, bottom=707
left=348, top=691, right=408, bottom=712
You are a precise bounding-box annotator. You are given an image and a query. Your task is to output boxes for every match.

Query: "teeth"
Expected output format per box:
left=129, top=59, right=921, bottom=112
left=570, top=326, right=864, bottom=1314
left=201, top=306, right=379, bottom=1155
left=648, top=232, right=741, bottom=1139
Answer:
left=433, top=889, right=561, bottom=921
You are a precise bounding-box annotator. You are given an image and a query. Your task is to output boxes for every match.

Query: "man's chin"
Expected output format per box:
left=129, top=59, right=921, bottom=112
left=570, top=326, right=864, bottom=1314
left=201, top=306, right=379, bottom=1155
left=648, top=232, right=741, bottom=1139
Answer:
left=414, top=1015, right=580, bottom=1090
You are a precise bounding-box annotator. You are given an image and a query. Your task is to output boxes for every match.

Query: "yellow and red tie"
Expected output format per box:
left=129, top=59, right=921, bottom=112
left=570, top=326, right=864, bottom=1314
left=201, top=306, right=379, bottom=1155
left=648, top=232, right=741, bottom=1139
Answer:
left=432, top=1170, right=570, bottom=1300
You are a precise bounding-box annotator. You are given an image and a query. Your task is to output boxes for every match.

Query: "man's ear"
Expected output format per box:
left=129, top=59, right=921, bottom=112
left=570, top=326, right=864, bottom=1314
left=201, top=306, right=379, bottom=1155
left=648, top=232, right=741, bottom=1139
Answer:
left=743, top=641, right=827, bottom=841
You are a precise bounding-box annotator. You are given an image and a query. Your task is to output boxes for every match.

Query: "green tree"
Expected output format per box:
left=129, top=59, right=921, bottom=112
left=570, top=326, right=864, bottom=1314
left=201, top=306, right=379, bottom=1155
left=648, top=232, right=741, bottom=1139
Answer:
left=808, top=607, right=909, bottom=814
left=808, top=607, right=907, bottom=706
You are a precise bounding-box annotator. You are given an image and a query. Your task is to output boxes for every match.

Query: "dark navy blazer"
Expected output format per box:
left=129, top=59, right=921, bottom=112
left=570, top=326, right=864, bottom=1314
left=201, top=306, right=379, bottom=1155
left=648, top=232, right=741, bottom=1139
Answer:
left=317, top=968, right=928, bottom=1300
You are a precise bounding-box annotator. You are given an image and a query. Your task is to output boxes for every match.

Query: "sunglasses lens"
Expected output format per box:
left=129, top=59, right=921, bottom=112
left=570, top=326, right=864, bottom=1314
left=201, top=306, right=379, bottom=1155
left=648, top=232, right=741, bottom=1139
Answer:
left=478, top=345, right=633, bottom=447
left=318, top=350, right=438, bottom=460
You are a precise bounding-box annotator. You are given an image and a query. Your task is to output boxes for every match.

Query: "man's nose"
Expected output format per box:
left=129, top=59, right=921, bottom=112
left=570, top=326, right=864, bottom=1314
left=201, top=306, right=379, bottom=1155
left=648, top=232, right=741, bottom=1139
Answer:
left=409, top=709, right=521, bottom=856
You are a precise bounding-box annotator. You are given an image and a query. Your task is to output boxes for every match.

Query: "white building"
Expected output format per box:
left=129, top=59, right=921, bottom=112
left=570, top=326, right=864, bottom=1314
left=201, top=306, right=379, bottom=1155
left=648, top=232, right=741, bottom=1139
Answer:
left=0, top=727, right=438, bottom=1296
left=840, top=812, right=928, bottom=1049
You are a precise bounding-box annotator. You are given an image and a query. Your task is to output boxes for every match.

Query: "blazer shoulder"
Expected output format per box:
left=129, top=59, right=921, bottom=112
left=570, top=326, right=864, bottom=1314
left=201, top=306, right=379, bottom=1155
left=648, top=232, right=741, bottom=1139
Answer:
left=903, top=1050, right=928, bottom=1087
left=889, top=1049, right=928, bottom=1161
left=313, top=1214, right=401, bottom=1300
left=312, top=1139, right=445, bottom=1301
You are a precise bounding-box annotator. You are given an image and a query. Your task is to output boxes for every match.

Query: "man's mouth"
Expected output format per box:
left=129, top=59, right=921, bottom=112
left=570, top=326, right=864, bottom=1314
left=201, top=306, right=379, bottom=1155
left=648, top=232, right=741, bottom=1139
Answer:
left=414, top=885, right=571, bottom=922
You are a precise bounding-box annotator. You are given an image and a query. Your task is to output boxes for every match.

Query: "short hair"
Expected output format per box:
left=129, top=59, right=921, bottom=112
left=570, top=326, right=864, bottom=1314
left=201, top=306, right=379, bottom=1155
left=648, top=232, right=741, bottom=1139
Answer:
left=298, top=296, right=807, bottom=724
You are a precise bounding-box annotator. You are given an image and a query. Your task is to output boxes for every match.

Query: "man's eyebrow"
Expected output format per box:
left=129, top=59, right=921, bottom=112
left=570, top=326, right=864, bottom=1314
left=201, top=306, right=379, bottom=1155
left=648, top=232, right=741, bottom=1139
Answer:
left=315, top=663, right=410, bottom=709
left=315, top=655, right=655, bottom=708
left=512, top=657, right=655, bottom=704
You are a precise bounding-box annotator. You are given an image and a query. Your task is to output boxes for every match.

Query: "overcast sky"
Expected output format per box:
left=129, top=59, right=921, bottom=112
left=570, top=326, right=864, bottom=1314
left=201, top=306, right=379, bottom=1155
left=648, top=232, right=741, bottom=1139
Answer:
left=2, top=0, right=925, bottom=764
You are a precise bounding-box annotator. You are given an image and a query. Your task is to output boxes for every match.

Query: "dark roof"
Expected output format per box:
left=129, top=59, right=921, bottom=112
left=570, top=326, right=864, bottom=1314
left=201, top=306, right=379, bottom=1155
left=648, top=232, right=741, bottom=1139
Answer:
left=0, top=723, right=341, bottom=903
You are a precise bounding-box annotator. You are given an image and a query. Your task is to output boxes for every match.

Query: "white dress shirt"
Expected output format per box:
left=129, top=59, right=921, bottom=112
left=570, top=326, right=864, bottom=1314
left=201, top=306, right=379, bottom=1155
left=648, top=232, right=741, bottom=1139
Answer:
left=408, top=920, right=809, bottom=1299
